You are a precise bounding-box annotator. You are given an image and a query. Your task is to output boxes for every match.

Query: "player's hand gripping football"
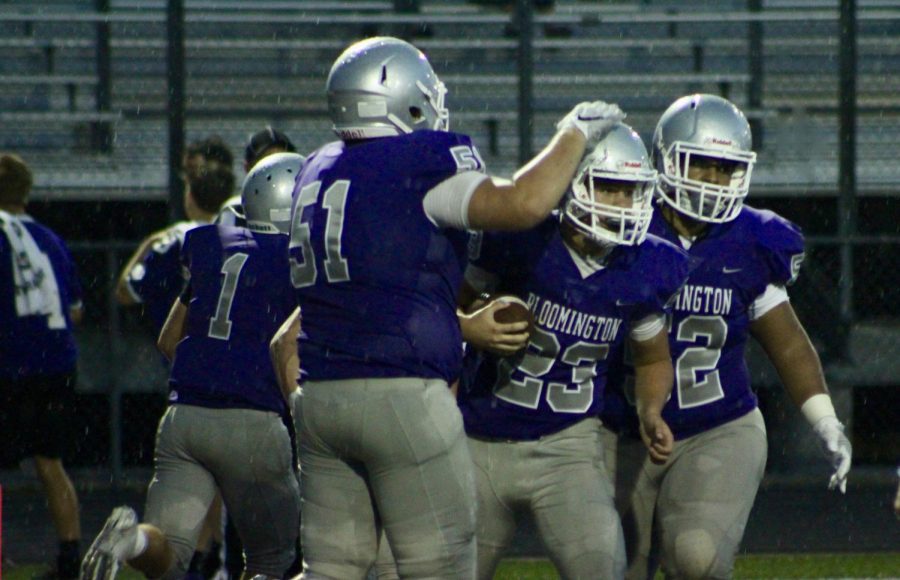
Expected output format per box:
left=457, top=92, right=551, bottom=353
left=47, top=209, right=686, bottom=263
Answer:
left=557, top=101, right=626, bottom=148
left=639, top=412, right=674, bottom=465
left=460, top=295, right=533, bottom=356
left=812, top=416, right=852, bottom=493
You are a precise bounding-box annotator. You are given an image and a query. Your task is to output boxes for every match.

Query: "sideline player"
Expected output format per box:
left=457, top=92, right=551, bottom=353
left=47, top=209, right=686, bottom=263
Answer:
left=603, top=94, right=853, bottom=580
left=0, top=153, right=84, bottom=578
left=278, top=36, right=626, bottom=579
left=82, top=154, right=305, bottom=580
left=456, top=124, right=688, bottom=580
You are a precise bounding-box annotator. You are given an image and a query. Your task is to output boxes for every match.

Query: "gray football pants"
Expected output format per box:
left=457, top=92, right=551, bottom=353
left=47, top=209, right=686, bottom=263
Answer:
left=295, top=377, right=477, bottom=580
left=144, top=404, right=301, bottom=579
left=468, top=417, right=626, bottom=580
left=608, top=408, right=767, bottom=580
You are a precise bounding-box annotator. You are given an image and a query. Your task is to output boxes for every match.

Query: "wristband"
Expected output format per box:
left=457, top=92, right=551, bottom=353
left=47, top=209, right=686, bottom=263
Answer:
left=800, top=393, right=837, bottom=427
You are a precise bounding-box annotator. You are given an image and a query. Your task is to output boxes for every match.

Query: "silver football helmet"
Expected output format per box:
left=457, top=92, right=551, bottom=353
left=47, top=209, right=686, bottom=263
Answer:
left=241, top=152, right=305, bottom=234
left=326, top=36, right=449, bottom=139
left=652, top=94, right=757, bottom=223
left=563, top=123, right=657, bottom=246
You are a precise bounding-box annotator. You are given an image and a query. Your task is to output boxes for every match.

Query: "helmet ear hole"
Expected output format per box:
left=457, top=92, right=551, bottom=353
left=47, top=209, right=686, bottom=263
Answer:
left=409, top=106, right=423, bottom=121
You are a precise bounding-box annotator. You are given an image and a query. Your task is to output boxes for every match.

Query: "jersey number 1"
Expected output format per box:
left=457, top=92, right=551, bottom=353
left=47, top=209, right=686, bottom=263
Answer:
left=208, top=253, right=249, bottom=341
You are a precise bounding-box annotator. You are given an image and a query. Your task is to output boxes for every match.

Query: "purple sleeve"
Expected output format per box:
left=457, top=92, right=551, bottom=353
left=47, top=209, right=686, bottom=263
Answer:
left=756, top=210, right=805, bottom=286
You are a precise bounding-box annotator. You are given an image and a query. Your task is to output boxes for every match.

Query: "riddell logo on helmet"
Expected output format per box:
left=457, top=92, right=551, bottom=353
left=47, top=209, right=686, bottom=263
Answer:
left=341, top=128, right=371, bottom=139
left=708, top=137, right=733, bottom=146
left=621, top=161, right=642, bottom=168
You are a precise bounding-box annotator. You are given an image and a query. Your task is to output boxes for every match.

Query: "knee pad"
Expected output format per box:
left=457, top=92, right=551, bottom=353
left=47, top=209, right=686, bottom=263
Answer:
left=670, top=529, right=717, bottom=580
left=244, top=546, right=299, bottom=579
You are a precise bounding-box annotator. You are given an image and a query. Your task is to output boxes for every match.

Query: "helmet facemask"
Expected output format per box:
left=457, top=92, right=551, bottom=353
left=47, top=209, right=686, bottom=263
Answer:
left=657, top=140, right=756, bottom=223
left=563, top=124, right=657, bottom=248
left=565, top=165, right=655, bottom=247
left=652, top=94, right=757, bottom=224
left=412, top=79, right=449, bottom=132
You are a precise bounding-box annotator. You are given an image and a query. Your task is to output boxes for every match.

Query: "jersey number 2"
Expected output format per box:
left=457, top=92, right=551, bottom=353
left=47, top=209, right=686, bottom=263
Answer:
left=675, top=315, right=727, bottom=408
left=289, top=180, right=351, bottom=288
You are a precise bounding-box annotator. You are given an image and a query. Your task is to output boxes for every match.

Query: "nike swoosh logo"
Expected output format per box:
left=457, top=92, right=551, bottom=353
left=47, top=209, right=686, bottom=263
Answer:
left=722, top=267, right=742, bottom=274
left=615, top=299, right=633, bottom=306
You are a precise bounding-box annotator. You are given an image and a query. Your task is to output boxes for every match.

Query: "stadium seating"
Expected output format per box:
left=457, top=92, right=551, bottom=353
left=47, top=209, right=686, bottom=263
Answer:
left=0, top=0, right=897, bottom=198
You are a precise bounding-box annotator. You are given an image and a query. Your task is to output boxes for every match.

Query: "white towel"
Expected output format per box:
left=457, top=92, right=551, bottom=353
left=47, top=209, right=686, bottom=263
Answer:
left=0, top=210, right=65, bottom=328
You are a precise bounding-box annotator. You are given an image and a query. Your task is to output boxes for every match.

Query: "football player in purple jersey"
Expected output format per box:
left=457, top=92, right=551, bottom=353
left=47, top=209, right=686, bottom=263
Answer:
left=82, top=154, right=305, bottom=580
left=276, top=36, right=626, bottom=579
left=114, top=144, right=236, bottom=578
left=602, top=94, right=853, bottom=580
left=455, top=123, right=689, bottom=580
left=116, top=136, right=235, bottom=332
left=0, top=154, right=84, bottom=578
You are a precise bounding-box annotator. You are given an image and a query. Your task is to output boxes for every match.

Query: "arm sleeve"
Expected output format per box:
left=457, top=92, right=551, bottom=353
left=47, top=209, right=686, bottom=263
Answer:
left=748, top=283, right=789, bottom=321
left=756, top=210, right=806, bottom=286
left=629, top=312, right=666, bottom=342
left=422, top=171, right=488, bottom=230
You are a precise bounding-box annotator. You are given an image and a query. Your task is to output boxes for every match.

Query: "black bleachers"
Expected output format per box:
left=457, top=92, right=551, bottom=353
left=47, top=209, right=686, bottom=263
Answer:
left=0, top=0, right=896, bottom=197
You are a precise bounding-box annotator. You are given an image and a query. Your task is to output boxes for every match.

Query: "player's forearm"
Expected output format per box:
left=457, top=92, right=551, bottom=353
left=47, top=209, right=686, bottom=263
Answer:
left=768, top=331, right=828, bottom=409
left=751, top=303, right=829, bottom=409
left=510, top=128, right=587, bottom=225
left=634, top=358, right=673, bottom=420
left=157, top=300, right=187, bottom=362
left=457, top=305, right=494, bottom=350
left=270, top=308, right=301, bottom=400
left=277, top=352, right=300, bottom=401
left=272, top=340, right=299, bottom=400
left=115, top=235, right=159, bottom=305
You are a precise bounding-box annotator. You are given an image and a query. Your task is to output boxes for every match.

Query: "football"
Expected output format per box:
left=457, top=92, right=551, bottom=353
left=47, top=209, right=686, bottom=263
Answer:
left=489, top=294, right=536, bottom=337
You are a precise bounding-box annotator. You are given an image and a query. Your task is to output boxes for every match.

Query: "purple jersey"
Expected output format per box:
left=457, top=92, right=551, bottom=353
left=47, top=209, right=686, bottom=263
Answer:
left=289, top=131, right=484, bottom=383
left=126, top=221, right=198, bottom=332
left=0, top=214, right=82, bottom=379
left=458, top=219, right=690, bottom=441
left=168, top=225, right=294, bottom=415
left=603, top=205, right=805, bottom=440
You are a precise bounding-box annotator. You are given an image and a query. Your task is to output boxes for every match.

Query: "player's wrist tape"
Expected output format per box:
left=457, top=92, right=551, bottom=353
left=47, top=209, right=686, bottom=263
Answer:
left=800, top=393, right=837, bottom=427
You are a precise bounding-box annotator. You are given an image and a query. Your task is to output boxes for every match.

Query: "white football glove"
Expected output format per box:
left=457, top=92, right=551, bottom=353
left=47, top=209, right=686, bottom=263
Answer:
left=556, top=101, right=626, bottom=147
left=812, top=416, right=852, bottom=493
